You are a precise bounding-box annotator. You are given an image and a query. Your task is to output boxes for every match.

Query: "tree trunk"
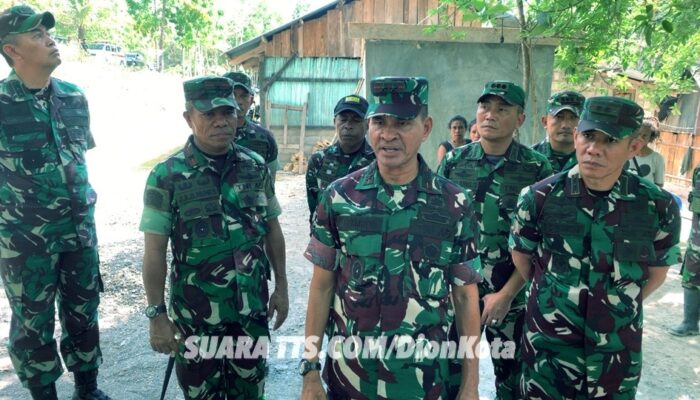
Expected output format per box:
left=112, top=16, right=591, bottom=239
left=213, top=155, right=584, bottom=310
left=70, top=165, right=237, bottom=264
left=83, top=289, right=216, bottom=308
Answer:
left=158, top=0, right=166, bottom=72
left=516, top=0, right=538, bottom=144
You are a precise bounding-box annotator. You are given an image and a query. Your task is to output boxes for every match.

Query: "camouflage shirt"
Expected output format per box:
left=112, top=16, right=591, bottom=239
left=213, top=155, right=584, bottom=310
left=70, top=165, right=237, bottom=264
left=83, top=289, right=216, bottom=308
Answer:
left=531, top=139, right=577, bottom=174
left=235, top=118, right=279, bottom=177
left=437, top=140, right=552, bottom=303
left=304, top=156, right=481, bottom=399
left=681, top=165, right=700, bottom=287
left=139, top=136, right=281, bottom=327
left=509, top=166, right=681, bottom=394
left=0, top=70, right=97, bottom=254
left=305, top=139, right=375, bottom=228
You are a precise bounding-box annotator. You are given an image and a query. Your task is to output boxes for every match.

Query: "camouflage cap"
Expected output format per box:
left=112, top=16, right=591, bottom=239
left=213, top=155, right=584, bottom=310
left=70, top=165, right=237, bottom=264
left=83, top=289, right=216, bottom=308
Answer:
left=477, top=81, right=526, bottom=109
left=0, top=5, right=55, bottom=40
left=183, top=76, right=240, bottom=113
left=547, top=90, right=585, bottom=117
left=334, top=94, right=368, bottom=117
left=366, top=76, right=428, bottom=120
left=577, top=96, right=644, bottom=139
left=222, top=71, right=254, bottom=95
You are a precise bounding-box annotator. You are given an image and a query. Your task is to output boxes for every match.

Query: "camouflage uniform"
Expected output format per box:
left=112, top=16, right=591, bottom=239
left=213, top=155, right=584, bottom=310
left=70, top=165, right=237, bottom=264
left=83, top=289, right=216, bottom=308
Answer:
left=305, top=140, right=375, bottom=227
left=510, top=165, right=681, bottom=399
left=140, top=131, right=281, bottom=399
left=682, top=165, right=700, bottom=289
left=304, top=156, right=482, bottom=400
left=531, top=140, right=577, bottom=174
left=235, top=118, right=280, bottom=179
left=0, top=68, right=103, bottom=388
left=438, top=140, right=552, bottom=399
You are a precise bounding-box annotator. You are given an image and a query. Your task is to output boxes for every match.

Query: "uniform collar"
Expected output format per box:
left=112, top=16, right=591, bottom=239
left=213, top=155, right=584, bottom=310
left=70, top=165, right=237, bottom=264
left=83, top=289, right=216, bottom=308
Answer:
left=5, top=69, right=66, bottom=101
left=182, top=135, right=237, bottom=171
left=355, top=154, right=441, bottom=194
left=564, top=165, right=638, bottom=201
left=330, top=139, right=373, bottom=156
left=461, top=140, right=524, bottom=163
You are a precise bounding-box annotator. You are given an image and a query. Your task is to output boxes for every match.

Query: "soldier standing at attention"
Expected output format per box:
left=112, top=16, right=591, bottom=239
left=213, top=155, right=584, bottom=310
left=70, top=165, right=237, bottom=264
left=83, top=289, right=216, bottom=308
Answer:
left=305, top=94, right=374, bottom=229
left=301, top=77, right=482, bottom=400
left=223, top=71, right=280, bottom=182
left=140, top=76, right=288, bottom=399
left=531, top=90, right=585, bottom=174
left=669, top=163, right=700, bottom=336
left=438, top=81, right=552, bottom=399
left=510, top=96, right=681, bottom=399
left=0, top=5, right=110, bottom=399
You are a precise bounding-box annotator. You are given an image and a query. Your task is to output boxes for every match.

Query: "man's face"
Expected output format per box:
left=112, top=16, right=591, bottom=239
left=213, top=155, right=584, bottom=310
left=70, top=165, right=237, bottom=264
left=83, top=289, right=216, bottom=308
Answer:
left=334, top=110, right=366, bottom=152
left=469, top=123, right=480, bottom=141
left=542, top=109, right=578, bottom=148
left=368, top=113, right=431, bottom=176
left=183, top=106, right=237, bottom=155
left=8, top=26, right=60, bottom=70
left=476, top=95, right=524, bottom=143
left=233, top=87, right=253, bottom=117
left=449, top=119, right=466, bottom=142
left=575, top=130, right=644, bottom=187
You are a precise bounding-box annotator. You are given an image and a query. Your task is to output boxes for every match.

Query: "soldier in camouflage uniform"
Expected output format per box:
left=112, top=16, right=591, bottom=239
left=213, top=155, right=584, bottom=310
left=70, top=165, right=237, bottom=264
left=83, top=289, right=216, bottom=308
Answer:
left=140, top=76, right=288, bottom=400
left=669, top=163, right=700, bottom=336
left=438, top=81, right=552, bottom=400
left=305, top=94, right=374, bottom=229
left=531, top=91, right=585, bottom=174
left=0, top=6, right=110, bottom=400
left=301, top=77, right=482, bottom=400
left=510, top=96, right=682, bottom=399
left=223, top=71, right=280, bottom=181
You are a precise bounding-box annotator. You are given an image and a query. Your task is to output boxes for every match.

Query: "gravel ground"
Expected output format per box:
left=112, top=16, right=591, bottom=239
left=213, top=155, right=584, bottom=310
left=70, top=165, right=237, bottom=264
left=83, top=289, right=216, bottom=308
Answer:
left=0, top=60, right=698, bottom=400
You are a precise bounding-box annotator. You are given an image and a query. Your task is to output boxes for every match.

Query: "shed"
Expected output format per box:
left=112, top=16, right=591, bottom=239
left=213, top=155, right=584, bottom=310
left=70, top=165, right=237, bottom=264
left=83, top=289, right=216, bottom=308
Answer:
left=225, top=0, right=558, bottom=168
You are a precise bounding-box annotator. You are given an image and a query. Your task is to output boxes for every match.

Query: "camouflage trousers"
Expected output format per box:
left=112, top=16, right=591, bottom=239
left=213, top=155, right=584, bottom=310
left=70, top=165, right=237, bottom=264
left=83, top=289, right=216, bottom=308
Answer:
left=483, top=304, right=524, bottom=400
left=681, top=231, right=700, bottom=289
left=174, top=317, right=269, bottom=400
left=0, top=246, right=103, bottom=388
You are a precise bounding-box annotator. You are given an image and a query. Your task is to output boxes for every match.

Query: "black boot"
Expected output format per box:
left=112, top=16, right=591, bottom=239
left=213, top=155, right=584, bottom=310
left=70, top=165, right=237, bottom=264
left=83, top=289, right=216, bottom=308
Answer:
left=669, top=287, right=700, bottom=336
left=29, top=383, right=57, bottom=400
left=72, top=369, right=112, bottom=400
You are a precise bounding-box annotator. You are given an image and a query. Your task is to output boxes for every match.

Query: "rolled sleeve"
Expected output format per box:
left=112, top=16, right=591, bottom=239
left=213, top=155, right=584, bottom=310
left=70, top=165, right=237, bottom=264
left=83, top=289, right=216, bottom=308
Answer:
left=449, top=259, right=482, bottom=286
left=652, top=195, right=682, bottom=267
left=304, top=236, right=338, bottom=270
left=139, top=170, right=172, bottom=235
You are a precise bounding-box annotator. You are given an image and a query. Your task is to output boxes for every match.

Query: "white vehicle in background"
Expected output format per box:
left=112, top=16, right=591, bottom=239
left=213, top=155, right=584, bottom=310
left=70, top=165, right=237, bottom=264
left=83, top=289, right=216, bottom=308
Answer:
left=85, top=42, right=125, bottom=65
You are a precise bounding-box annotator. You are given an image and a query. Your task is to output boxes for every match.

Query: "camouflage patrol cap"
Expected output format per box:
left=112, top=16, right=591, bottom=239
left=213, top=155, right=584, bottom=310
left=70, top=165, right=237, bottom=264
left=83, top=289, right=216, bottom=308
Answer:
left=334, top=94, right=368, bottom=117
left=366, top=76, right=428, bottom=120
left=183, top=76, right=240, bottom=113
left=0, top=5, right=55, bottom=40
left=577, top=96, right=644, bottom=139
left=547, top=90, right=585, bottom=117
left=222, top=71, right=254, bottom=95
left=478, top=81, right=526, bottom=109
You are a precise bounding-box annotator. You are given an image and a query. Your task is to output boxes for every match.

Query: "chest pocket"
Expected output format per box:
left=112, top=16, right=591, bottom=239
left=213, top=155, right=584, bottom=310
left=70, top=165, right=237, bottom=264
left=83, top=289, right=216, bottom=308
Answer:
left=449, top=161, right=478, bottom=191
left=500, top=162, right=539, bottom=212
left=317, top=155, right=343, bottom=189
left=233, top=161, right=268, bottom=209
left=58, top=97, right=90, bottom=155
left=175, top=176, right=227, bottom=252
left=612, top=196, right=656, bottom=284
left=241, top=137, right=269, bottom=160
left=541, top=195, right=585, bottom=285
left=406, top=196, right=455, bottom=300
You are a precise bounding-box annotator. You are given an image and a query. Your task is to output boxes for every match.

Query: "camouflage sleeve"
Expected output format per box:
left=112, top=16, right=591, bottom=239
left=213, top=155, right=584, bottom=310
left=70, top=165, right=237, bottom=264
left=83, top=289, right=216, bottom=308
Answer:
left=262, top=166, right=282, bottom=219
left=139, top=167, right=172, bottom=235
left=436, top=153, right=450, bottom=178
left=652, top=195, right=682, bottom=267
left=267, top=130, right=279, bottom=163
left=449, top=191, right=482, bottom=286
left=509, top=186, right=540, bottom=254
left=304, top=187, right=339, bottom=270
left=306, top=152, right=322, bottom=222
left=688, top=166, right=699, bottom=207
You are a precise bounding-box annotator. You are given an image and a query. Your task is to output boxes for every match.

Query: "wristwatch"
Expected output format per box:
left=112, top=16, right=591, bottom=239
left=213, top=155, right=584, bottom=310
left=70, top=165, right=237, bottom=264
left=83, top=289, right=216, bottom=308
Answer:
left=298, top=359, right=321, bottom=376
left=144, top=304, right=167, bottom=319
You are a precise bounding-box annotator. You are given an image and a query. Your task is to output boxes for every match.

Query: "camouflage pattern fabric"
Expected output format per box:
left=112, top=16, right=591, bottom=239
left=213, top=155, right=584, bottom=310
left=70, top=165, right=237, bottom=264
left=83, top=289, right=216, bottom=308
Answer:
left=235, top=118, right=279, bottom=180
left=0, top=70, right=102, bottom=388
left=531, top=140, right=578, bottom=174
left=305, top=139, right=375, bottom=228
left=509, top=166, right=681, bottom=399
left=174, top=318, right=268, bottom=400
left=366, top=76, right=428, bottom=120
left=438, top=140, right=552, bottom=399
left=682, top=165, right=700, bottom=288
left=139, top=136, right=281, bottom=397
left=304, top=156, right=482, bottom=399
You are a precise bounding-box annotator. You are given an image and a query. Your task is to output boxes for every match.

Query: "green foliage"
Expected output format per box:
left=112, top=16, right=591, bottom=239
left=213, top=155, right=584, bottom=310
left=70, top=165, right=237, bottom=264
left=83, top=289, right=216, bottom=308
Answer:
left=437, top=0, right=700, bottom=102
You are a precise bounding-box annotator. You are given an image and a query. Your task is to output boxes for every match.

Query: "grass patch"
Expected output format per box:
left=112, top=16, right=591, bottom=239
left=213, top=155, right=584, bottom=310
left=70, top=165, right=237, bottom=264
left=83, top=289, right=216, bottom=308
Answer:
left=137, top=145, right=182, bottom=170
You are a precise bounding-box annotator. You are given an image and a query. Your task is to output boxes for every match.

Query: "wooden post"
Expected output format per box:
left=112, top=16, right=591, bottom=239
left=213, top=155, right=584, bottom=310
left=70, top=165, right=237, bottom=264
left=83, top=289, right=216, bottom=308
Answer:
left=298, top=92, right=309, bottom=173
left=283, top=105, right=289, bottom=146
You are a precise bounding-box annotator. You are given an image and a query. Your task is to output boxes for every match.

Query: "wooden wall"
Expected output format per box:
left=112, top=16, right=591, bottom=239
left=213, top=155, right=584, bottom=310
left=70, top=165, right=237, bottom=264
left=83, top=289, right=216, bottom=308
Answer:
left=262, top=0, right=480, bottom=59
left=656, top=131, right=700, bottom=185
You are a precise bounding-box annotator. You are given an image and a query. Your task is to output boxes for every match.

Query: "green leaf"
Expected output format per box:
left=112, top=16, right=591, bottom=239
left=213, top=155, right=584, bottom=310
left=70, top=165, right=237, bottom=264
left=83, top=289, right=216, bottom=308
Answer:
left=661, top=19, right=674, bottom=33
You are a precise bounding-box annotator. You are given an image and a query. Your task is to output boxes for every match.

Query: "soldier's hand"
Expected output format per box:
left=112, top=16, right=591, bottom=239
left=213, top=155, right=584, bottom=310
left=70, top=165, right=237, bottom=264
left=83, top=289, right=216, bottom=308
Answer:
left=480, top=291, right=513, bottom=327
left=268, top=287, right=289, bottom=330
left=301, top=371, right=327, bottom=400
left=149, top=314, right=180, bottom=354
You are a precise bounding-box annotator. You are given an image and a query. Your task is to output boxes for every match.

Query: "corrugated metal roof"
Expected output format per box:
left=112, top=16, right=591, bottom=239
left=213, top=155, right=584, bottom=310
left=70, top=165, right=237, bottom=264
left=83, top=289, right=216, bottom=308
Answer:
left=264, top=57, right=362, bottom=127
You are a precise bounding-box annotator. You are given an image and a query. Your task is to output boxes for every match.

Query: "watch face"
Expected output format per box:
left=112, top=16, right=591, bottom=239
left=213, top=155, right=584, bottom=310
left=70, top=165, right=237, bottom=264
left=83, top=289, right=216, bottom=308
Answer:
left=298, top=360, right=307, bottom=375
left=145, top=306, right=156, bottom=318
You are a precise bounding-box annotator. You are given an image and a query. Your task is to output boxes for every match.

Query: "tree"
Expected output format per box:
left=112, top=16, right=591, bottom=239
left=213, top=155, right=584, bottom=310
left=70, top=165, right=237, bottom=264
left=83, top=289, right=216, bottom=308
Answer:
left=292, top=0, right=310, bottom=20
left=435, top=0, right=700, bottom=104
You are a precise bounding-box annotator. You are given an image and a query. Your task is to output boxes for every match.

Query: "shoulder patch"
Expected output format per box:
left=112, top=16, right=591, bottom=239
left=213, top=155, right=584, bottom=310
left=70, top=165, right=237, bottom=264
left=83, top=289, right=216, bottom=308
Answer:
left=144, top=187, right=171, bottom=211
